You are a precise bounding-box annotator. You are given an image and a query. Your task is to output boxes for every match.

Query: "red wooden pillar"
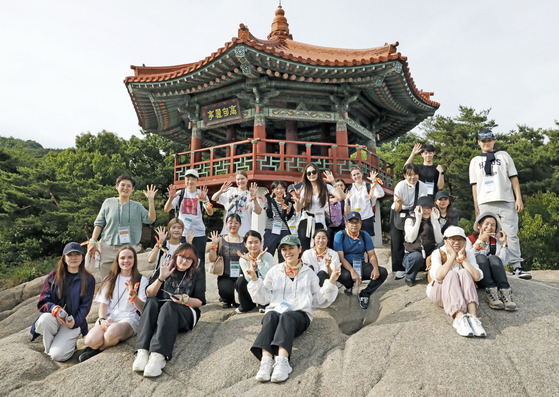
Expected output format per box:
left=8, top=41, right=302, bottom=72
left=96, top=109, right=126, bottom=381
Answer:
left=191, top=125, right=202, bottom=164
left=226, top=125, right=236, bottom=157
left=254, top=106, right=266, bottom=153
left=285, top=120, right=297, bottom=156
left=335, top=120, right=349, bottom=158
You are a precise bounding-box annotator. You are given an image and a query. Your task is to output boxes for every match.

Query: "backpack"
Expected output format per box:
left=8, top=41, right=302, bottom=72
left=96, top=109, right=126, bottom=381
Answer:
left=467, top=235, right=496, bottom=255
left=341, top=230, right=366, bottom=245
left=425, top=248, right=447, bottom=284
left=326, top=200, right=344, bottom=228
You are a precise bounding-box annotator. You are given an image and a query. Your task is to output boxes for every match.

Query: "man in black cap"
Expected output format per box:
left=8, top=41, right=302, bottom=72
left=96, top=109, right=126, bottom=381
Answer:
left=402, top=196, right=443, bottom=286
left=469, top=128, right=531, bottom=279
left=333, top=211, right=388, bottom=309
left=405, top=143, right=445, bottom=197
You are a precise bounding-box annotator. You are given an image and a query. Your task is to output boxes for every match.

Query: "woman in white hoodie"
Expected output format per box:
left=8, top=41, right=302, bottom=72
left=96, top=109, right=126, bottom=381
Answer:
left=246, top=234, right=340, bottom=383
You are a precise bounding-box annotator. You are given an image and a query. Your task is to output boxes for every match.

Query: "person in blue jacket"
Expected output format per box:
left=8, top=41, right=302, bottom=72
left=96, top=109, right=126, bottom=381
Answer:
left=30, top=242, right=95, bottom=362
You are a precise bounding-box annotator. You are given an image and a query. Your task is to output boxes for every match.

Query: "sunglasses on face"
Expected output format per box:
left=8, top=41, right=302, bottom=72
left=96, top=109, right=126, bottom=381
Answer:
left=306, top=170, right=318, bottom=176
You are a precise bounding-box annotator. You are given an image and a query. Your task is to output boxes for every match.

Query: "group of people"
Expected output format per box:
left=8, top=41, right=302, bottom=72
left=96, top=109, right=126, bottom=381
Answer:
left=31, top=128, right=530, bottom=383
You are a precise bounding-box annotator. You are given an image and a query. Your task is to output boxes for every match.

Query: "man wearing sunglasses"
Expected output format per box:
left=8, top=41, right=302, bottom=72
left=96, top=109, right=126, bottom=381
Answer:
left=469, top=128, right=531, bottom=280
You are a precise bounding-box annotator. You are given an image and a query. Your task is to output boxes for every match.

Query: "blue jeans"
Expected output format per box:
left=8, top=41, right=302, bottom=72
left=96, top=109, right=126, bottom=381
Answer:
left=403, top=251, right=425, bottom=282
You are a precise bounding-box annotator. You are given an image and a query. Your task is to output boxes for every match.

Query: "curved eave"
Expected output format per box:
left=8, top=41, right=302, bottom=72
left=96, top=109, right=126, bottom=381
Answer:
left=125, top=41, right=438, bottom=140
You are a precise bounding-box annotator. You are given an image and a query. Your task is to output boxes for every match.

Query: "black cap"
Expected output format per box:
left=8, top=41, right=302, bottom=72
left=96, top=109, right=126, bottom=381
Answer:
left=63, top=242, right=84, bottom=255
left=478, top=128, right=495, bottom=140
left=435, top=190, right=451, bottom=200
left=416, top=196, right=435, bottom=208
left=345, top=211, right=362, bottom=221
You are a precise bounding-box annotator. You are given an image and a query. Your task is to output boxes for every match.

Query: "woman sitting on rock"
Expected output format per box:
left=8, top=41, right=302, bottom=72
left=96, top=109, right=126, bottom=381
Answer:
left=467, top=212, right=517, bottom=311
left=247, top=235, right=340, bottom=383
left=132, top=243, right=205, bottom=377
left=301, top=229, right=341, bottom=287
left=235, top=230, right=274, bottom=313
left=426, top=226, right=487, bottom=338
left=31, top=242, right=95, bottom=362
left=79, top=246, right=148, bottom=362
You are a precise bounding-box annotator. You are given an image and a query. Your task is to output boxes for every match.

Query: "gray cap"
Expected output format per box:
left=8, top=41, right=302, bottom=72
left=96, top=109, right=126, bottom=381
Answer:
left=473, top=211, right=501, bottom=233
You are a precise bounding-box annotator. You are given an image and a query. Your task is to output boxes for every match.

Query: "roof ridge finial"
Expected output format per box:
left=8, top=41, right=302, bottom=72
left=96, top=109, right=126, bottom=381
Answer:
left=268, top=4, right=293, bottom=40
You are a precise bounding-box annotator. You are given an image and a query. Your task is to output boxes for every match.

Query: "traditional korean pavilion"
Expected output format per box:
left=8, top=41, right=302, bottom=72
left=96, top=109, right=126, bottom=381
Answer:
left=124, top=6, right=439, bottom=195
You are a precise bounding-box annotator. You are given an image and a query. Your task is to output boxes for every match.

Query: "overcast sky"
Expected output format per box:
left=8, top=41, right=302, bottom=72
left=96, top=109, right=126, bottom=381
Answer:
left=1, top=0, right=557, bottom=149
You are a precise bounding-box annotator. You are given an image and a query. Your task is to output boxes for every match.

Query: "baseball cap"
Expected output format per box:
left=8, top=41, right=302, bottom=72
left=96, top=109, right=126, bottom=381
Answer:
left=345, top=211, right=362, bottom=221
left=478, top=128, right=495, bottom=140
left=279, top=234, right=301, bottom=248
left=443, top=226, right=467, bottom=239
left=435, top=190, right=451, bottom=200
left=185, top=169, right=199, bottom=179
left=63, top=242, right=84, bottom=255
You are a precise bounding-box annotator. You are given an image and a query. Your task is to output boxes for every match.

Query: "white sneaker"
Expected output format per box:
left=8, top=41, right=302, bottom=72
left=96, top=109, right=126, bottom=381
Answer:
left=143, top=352, right=166, bottom=377
left=453, top=315, right=473, bottom=337
left=395, top=271, right=406, bottom=280
left=465, top=314, right=486, bottom=337
left=132, top=349, right=149, bottom=372
left=270, top=356, right=292, bottom=383
left=255, top=356, right=274, bottom=382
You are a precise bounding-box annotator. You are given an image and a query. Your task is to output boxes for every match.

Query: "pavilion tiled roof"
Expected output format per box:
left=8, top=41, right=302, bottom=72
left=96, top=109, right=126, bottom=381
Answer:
left=124, top=9, right=438, bottom=109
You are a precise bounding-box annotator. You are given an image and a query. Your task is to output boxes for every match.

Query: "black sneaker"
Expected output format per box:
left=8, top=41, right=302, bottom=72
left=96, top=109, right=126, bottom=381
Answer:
left=359, top=295, right=370, bottom=309
left=343, top=288, right=353, bottom=296
left=78, top=347, right=100, bottom=362
left=221, top=302, right=232, bottom=309
left=404, top=278, right=416, bottom=287
left=511, top=267, right=532, bottom=280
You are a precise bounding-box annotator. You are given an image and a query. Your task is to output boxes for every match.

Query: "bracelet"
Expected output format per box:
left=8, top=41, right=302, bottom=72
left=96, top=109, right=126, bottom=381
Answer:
left=503, top=244, right=508, bottom=248
left=210, top=245, right=218, bottom=251
left=158, top=278, right=165, bottom=283
left=456, top=254, right=466, bottom=263
left=128, top=292, right=137, bottom=303
left=99, top=317, right=106, bottom=321
left=182, top=294, right=190, bottom=306
left=51, top=305, right=61, bottom=317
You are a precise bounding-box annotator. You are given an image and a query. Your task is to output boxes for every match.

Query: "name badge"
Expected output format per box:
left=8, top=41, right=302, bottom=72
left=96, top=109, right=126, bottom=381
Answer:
left=274, top=301, right=292, bottom=314
left=272, top=221, right=282, bottom=235
left=353, top=260, right=362, bottom=278
left=426, top=181, right=435, bottom=195
left=483, top=178, right=495, bottom=193
left=230, top=260, right=240, bottom=278
left=183, top=216, right=193, bottom=231
left=289, top=225, right=298, bottom=235
left=315, top=212, right=325, bottom=225
left=118, top=227, right=131, bottom=244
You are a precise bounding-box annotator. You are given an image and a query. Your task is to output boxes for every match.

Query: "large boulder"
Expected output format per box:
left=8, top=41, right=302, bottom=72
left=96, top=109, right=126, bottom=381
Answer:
left=1, top=252, right=558, bottom=396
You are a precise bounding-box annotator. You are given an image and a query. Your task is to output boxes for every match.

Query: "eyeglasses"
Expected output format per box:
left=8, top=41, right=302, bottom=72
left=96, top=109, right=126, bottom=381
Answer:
left=177, top=255, right=195, bottom=264
left=306, top=170, right=318, bottom=176
left=478, top=132, right=495, bottom=139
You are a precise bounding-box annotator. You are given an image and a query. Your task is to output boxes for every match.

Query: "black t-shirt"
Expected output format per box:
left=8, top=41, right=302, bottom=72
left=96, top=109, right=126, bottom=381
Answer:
left=417, top=164, right=440, bottom=196
left=59, top=273, right=78, bottom=314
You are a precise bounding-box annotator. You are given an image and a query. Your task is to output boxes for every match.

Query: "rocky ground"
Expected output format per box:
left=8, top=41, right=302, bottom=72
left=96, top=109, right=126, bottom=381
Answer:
left=1, top=250, right=558, bottom=397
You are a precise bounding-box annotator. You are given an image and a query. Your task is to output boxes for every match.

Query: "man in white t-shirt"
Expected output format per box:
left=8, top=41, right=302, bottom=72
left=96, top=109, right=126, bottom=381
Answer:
left=469, top=128, right=531, bottom=279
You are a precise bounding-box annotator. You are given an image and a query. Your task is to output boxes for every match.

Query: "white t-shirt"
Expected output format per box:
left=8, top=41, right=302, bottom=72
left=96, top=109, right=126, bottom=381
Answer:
left=391, top=180, right=429, bottom=211
left=348, top=182, right=385, bottom=220
left=426, top=247, right=481, bottom=298
left=301, top=248, right=340, bottom=275
left=171, top=189, right=207, bottom=237
left=300, top=185, right=335, bottom=225
left=95, top=274, right=148, bottom=326
left=217, top=188, right=256, bottom=238
left=469, top=151, right=518, bottom=205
